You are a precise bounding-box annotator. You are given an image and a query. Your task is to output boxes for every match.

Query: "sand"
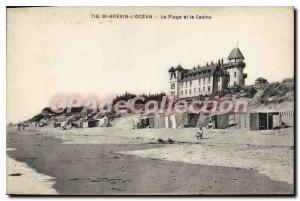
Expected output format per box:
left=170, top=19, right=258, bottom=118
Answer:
left=120, top=144, right=293, bottom=184
left=7, top=132, right=293, bottom=195
left=6, top=115, right=294, bottom=195
left=6, top=150, right=57, bottom=195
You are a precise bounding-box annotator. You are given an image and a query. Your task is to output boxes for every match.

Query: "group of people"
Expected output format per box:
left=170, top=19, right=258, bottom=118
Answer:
left=17, top=124, right=26, bottom=131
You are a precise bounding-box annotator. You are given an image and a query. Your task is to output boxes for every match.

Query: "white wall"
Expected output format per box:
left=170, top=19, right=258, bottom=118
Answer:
left=178, top=76, right=213, bottom=98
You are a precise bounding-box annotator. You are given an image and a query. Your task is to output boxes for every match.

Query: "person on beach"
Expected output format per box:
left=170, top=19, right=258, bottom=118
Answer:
left=207, top=120, right=213, bottom=129
left=194, top=126, right=203, bottom=140
left=17, top=124, right=21, bottom=131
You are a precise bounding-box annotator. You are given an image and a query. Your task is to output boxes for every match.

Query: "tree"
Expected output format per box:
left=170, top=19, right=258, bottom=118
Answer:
left=255, top=77, right=268, bottom=85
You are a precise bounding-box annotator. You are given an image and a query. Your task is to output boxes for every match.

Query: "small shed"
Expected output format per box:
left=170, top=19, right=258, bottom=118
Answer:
left=249, top=112, right=281, bottom=130
left=228, top=113, right=250, bottom=129
left=211, top=114, right=229, bottom=129
left=157, top=113, right=166, bottom=128
left=280, top=111, right=294, bottom=127
left=196, top=113, right=210, bottom=127
left=98, top=116, right=109, bottom=127
left=88, top=120, right=99, bottom=128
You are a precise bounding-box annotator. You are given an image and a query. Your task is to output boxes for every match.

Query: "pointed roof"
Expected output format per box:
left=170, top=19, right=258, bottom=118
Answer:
left=168, top=66, right=175, bottom=72
left=228, top=47, right=244, bottom=60
left=175, top=64, right=183, bottom=70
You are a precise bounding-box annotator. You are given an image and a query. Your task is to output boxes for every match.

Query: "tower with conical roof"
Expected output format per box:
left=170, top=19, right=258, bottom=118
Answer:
left=226, top=45, right=247, bottom=87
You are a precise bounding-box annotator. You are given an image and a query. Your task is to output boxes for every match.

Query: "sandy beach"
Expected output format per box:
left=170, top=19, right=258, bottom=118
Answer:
left=6, top=115, right=294, bottom=195
left=6, top=152, right=57, bottom=195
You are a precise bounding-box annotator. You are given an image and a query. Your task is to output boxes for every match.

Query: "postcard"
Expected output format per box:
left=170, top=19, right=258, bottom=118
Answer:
left=6, top=6, right=294, bottom=195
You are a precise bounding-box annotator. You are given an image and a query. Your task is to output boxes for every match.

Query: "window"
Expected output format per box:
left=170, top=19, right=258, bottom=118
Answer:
left=208, top=77, right=211, bottom=83
left=194, top=88, right=196, bottom=93
left=234, top=81, right=236, bottom=86
left=171, top=91, right=175, bottom=95
left=190, top=81, right=192, bottom=86
left=208, top=86, right=211, bottom=92
left=203, top=87, right=205, bottom=92
left=185, top=90, right=187, bottom=94
left=198, top=79, right=201, bottom=84
left=198, top=88, right=201, bottom=92
left=181, top=83, right=184, bottom=87
left=189, top=89, right=192, bottom=94
left=171, top=83, right=175, bottom=89
left=185, top=82, right=187, bottom=87
left=234, top=72, right=237, bottom=78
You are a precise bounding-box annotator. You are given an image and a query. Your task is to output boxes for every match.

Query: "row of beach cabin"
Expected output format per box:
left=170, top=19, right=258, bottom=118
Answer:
left=135, top=111, right=294, bottom=130
left=28, top=114, right=110, bottom=129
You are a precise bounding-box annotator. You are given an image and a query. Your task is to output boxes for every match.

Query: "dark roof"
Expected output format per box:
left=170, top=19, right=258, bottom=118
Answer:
left=168, top=66, right=175, bottom=72
left=175, top=65, right=183, bottom=70
left=228, top=47, right=244, bottom=60
left=181, top=65, right=218, bottom=81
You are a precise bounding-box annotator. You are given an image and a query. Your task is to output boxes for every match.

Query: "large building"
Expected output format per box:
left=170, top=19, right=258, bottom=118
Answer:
left=168, top=46, right=247, bottom=99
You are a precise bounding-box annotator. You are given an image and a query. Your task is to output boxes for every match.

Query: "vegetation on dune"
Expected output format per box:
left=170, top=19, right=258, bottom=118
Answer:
left=255, top=78, right=294, bottom=104
left=113, top=91, right=166, bottom=103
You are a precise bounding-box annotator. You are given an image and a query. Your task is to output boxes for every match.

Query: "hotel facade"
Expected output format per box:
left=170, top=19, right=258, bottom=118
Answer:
left=168, top=46, right=247, bottom=99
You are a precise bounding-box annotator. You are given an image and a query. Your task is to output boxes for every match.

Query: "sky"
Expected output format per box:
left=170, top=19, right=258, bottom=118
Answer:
left=7, top=7, right=294, bottom=123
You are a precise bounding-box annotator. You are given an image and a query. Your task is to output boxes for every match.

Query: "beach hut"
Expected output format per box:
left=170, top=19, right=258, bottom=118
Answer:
left=174, top=113, right=187, bottom=128
left=164, top=116, right=170, bottom=128
left=169, top=114, right=177, bottom=128
left=249, top=112, right=280, bottom=130
left=228, top=113, right=250, bottom=129
left=280, top=111, right=294, bottom=127
left=187, top=113, right=199, bottom=127
left=272, top=113, right=282, bottom=128
left=148, top=116, right=155, bottom=128
left=211, top=114, right=229, bottom=129
left=196, top=113, right=210, bottom=127
left=88, top=119, right=99, bottom=128
left=141, top=117, right=150, bottom=128
left=153, top=115, right=160, bottom=128
left=151, top=113, right=166, bottom=128
left=38, top=120, right=48, bottom=127
left=82, top=121, right=89, bottom=128
left=133, top=116, right=150, bottom=129
left=98, top=116, right=109, bottom=127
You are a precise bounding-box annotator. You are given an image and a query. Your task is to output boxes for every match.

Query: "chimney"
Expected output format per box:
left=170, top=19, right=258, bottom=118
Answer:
left=218, top=59, right=221, bottom=65
left=211, top=61, right=214, bottom=66
left=221, top=58, right=224, bottom=64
